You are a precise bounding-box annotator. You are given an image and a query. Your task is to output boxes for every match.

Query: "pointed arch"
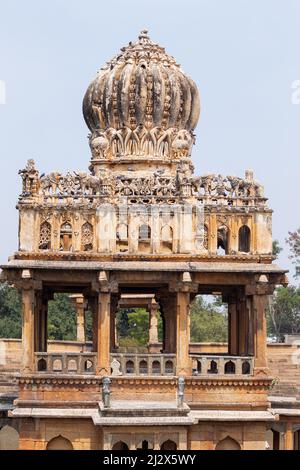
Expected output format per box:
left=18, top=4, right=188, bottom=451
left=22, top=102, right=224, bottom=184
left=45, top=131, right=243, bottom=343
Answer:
left=238, top=225, right=251, bottom=253
left=39, top=221, right=51, bottom=250
left=217, top=225, right=229, bottom=255
left=81, top=221, right=93, bottom=251
left=60, top=222, right=72, bottom=251
left=0, top=425, right=19, bottom=450
left=112, top=441, right=129, bottom=450
left=46, top=435, right=73, bottom=450
left=215, top=436, right=241, bottom=450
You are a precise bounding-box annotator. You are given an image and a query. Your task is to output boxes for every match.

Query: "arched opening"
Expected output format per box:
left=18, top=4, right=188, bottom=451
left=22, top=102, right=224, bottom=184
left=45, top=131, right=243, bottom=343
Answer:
left=37, top=358, right=47, bottom=371
left=165, top=360, right=174, bottom=375
left=84, top=359, right=94, bottom=373
left=81, top=222, right=93, bottom=251
left=67, top=359, right=78, bottom=373
left=217, top=226, right=229, bottom=255
left=52, top=359, right=63, bottom=372
left=139, top=360, right=148, bottom=374
left=138, top=224, right=151, bottom=253
left=152, top=360, right=161, bottom=375
left=39, top=221, right=51, bottom=250
left=0, top=426, right=19, bottom=450
left=126, top=360, right=135, bottom=374
left=224, top=360, right=235, bottom=374
left=242, top=361, right=251, bottom=375
left=215, top=436, right=241, bottom=450
left=207, top=360, right=218, bottom=374
left=46, top=435, right=73, bottom=450
left=160, top=225, right=173, bottom=253
left=116, top=223, right=128, bottom=252
left=60, top=222, right=73, bottom=251
left=238, top=225, right=251, bottom=253
left=160, top=440, right=177, bottom=450
left=112, top=441, right=129, bottom=450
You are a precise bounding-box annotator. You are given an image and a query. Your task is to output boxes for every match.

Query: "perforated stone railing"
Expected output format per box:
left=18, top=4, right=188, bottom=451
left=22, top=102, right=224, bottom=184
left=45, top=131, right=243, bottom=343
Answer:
left=191, top=355, right=254, bottom=376
left=110, top=353, right=176, bottom=376
left=35, top=352, right=97, bottom=374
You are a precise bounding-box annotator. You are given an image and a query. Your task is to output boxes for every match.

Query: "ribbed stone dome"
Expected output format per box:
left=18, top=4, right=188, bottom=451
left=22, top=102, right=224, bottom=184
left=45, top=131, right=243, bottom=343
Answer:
left=83, top=30, right=200, bottom=133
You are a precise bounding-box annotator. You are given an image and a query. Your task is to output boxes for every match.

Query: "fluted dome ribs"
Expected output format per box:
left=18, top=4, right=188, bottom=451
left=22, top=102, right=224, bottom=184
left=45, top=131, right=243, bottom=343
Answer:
left=83, top=30, right=200, bottom=163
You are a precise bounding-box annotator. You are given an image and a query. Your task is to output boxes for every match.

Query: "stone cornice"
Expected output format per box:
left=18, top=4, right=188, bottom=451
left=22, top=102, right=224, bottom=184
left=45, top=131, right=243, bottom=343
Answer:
left=9, top=251, right=275, bottom=264
left=18, top=375, right=102, bottom=387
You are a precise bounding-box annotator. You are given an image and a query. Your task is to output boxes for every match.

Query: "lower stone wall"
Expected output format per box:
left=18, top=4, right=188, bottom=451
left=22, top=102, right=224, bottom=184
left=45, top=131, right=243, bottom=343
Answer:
left=188, top=422, right=267, bottom=450
left=16, top=419, right=268, bottom=450
left=18, top=418, right=102, bottom=450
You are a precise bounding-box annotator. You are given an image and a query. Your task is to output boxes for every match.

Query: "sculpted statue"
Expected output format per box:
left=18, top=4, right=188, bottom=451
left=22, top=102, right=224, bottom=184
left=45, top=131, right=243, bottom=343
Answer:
left=19, top=159, right=40, bottom=196
left=171, top=129, right=194, bottom=158
left=89, top=132, right=109, bottom=159
left=74, top=172, right=101, bottom=195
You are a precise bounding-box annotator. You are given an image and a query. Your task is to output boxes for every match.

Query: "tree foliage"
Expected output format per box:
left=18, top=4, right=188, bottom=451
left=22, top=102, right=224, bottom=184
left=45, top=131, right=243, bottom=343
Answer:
left=190, top=296, right=228, bottom=342
left=0, top=283, right=22, bottom=338
left=286, top=228, right=300, bottom=277
left=267, top=286, right=300, bottom=341
left=117, top=308, right=163, bottom=347
left=47, top=293, right=77, bottom=340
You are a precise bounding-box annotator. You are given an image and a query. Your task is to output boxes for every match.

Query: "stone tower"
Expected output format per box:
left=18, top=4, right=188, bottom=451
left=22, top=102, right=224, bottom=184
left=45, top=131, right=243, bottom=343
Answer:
left=0, top=31, right=287, bottom=450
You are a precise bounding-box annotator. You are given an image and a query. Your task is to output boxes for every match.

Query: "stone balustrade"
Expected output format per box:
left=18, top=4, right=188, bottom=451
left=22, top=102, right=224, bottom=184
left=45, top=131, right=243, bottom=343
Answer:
left=35, top=352, right=97, bottom=374
left=110, top=353, right=176, bottom=376
left=191, top=355, right=254, bottom=376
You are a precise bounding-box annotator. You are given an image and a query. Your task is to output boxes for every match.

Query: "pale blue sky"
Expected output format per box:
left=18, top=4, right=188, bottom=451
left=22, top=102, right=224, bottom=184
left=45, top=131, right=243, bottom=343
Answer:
left=0, top=0, right=299, bottom=280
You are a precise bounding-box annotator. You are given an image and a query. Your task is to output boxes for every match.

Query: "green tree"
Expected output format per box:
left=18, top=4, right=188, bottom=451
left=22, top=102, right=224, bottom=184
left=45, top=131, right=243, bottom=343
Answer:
left=286, top=228, right=300, bottom=277
left=47, top=293, right=76, bottom=341
left=116, top=308, right=131, bottom=338
left=267, top=286, right=300, bottom=341
left=117, top=308, right=163, bottom=347
left=85, top=309, right=93, bottom=342
left=0, top=284, right=22, bottom=338
left=190, top=296, right=228, bottom=342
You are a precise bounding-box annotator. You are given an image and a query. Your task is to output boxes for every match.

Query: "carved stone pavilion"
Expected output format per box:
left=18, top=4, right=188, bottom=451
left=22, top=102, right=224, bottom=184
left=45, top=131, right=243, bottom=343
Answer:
left=0, top=31, right=289, bottom=450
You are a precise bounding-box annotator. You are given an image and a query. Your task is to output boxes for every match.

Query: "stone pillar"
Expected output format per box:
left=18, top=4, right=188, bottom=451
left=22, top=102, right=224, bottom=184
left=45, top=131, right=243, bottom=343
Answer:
left=253, top=292, right=268, bottom=375
left=237, top=296, right=247, bottom=356
left=96, top=271, right=116, bottom=376
left=97, top=291, right=111, bottom=375
left=148, top=299, right=159, bottom=353
left=22, top=287, right=35, bottom=373
left=228, top=296, right=238, bottom=355
left=88, top=296, right=98, bottom=352
left=284, top=423, right=294, bottom=450
left=160, top=296, right=176, bottom=353
left=209, top=214, right=217, bottom=253
left=39, top=296, right=48, bottom=352
left=110, top=295, right=119, bottom=351
left=73, top=295, right=86, bottom=343
left=175, top=290, right=191, bottom=376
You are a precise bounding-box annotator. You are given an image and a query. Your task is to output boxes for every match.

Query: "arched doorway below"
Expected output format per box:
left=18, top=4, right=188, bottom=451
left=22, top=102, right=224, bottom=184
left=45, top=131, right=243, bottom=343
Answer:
left=160, top=440, right=177, bottom=450
left=0, top=425, right=19, bottom=450
left=46, top=435, right=73, bottom=450
left=112, top=441, right=129, bottom=450
left=215, top=436, right=241, bottom=450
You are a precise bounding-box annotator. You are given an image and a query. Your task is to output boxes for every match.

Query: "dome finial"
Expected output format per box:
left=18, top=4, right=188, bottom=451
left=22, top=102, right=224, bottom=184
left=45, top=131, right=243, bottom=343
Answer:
left=138, top=29, right=150, bottom=44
